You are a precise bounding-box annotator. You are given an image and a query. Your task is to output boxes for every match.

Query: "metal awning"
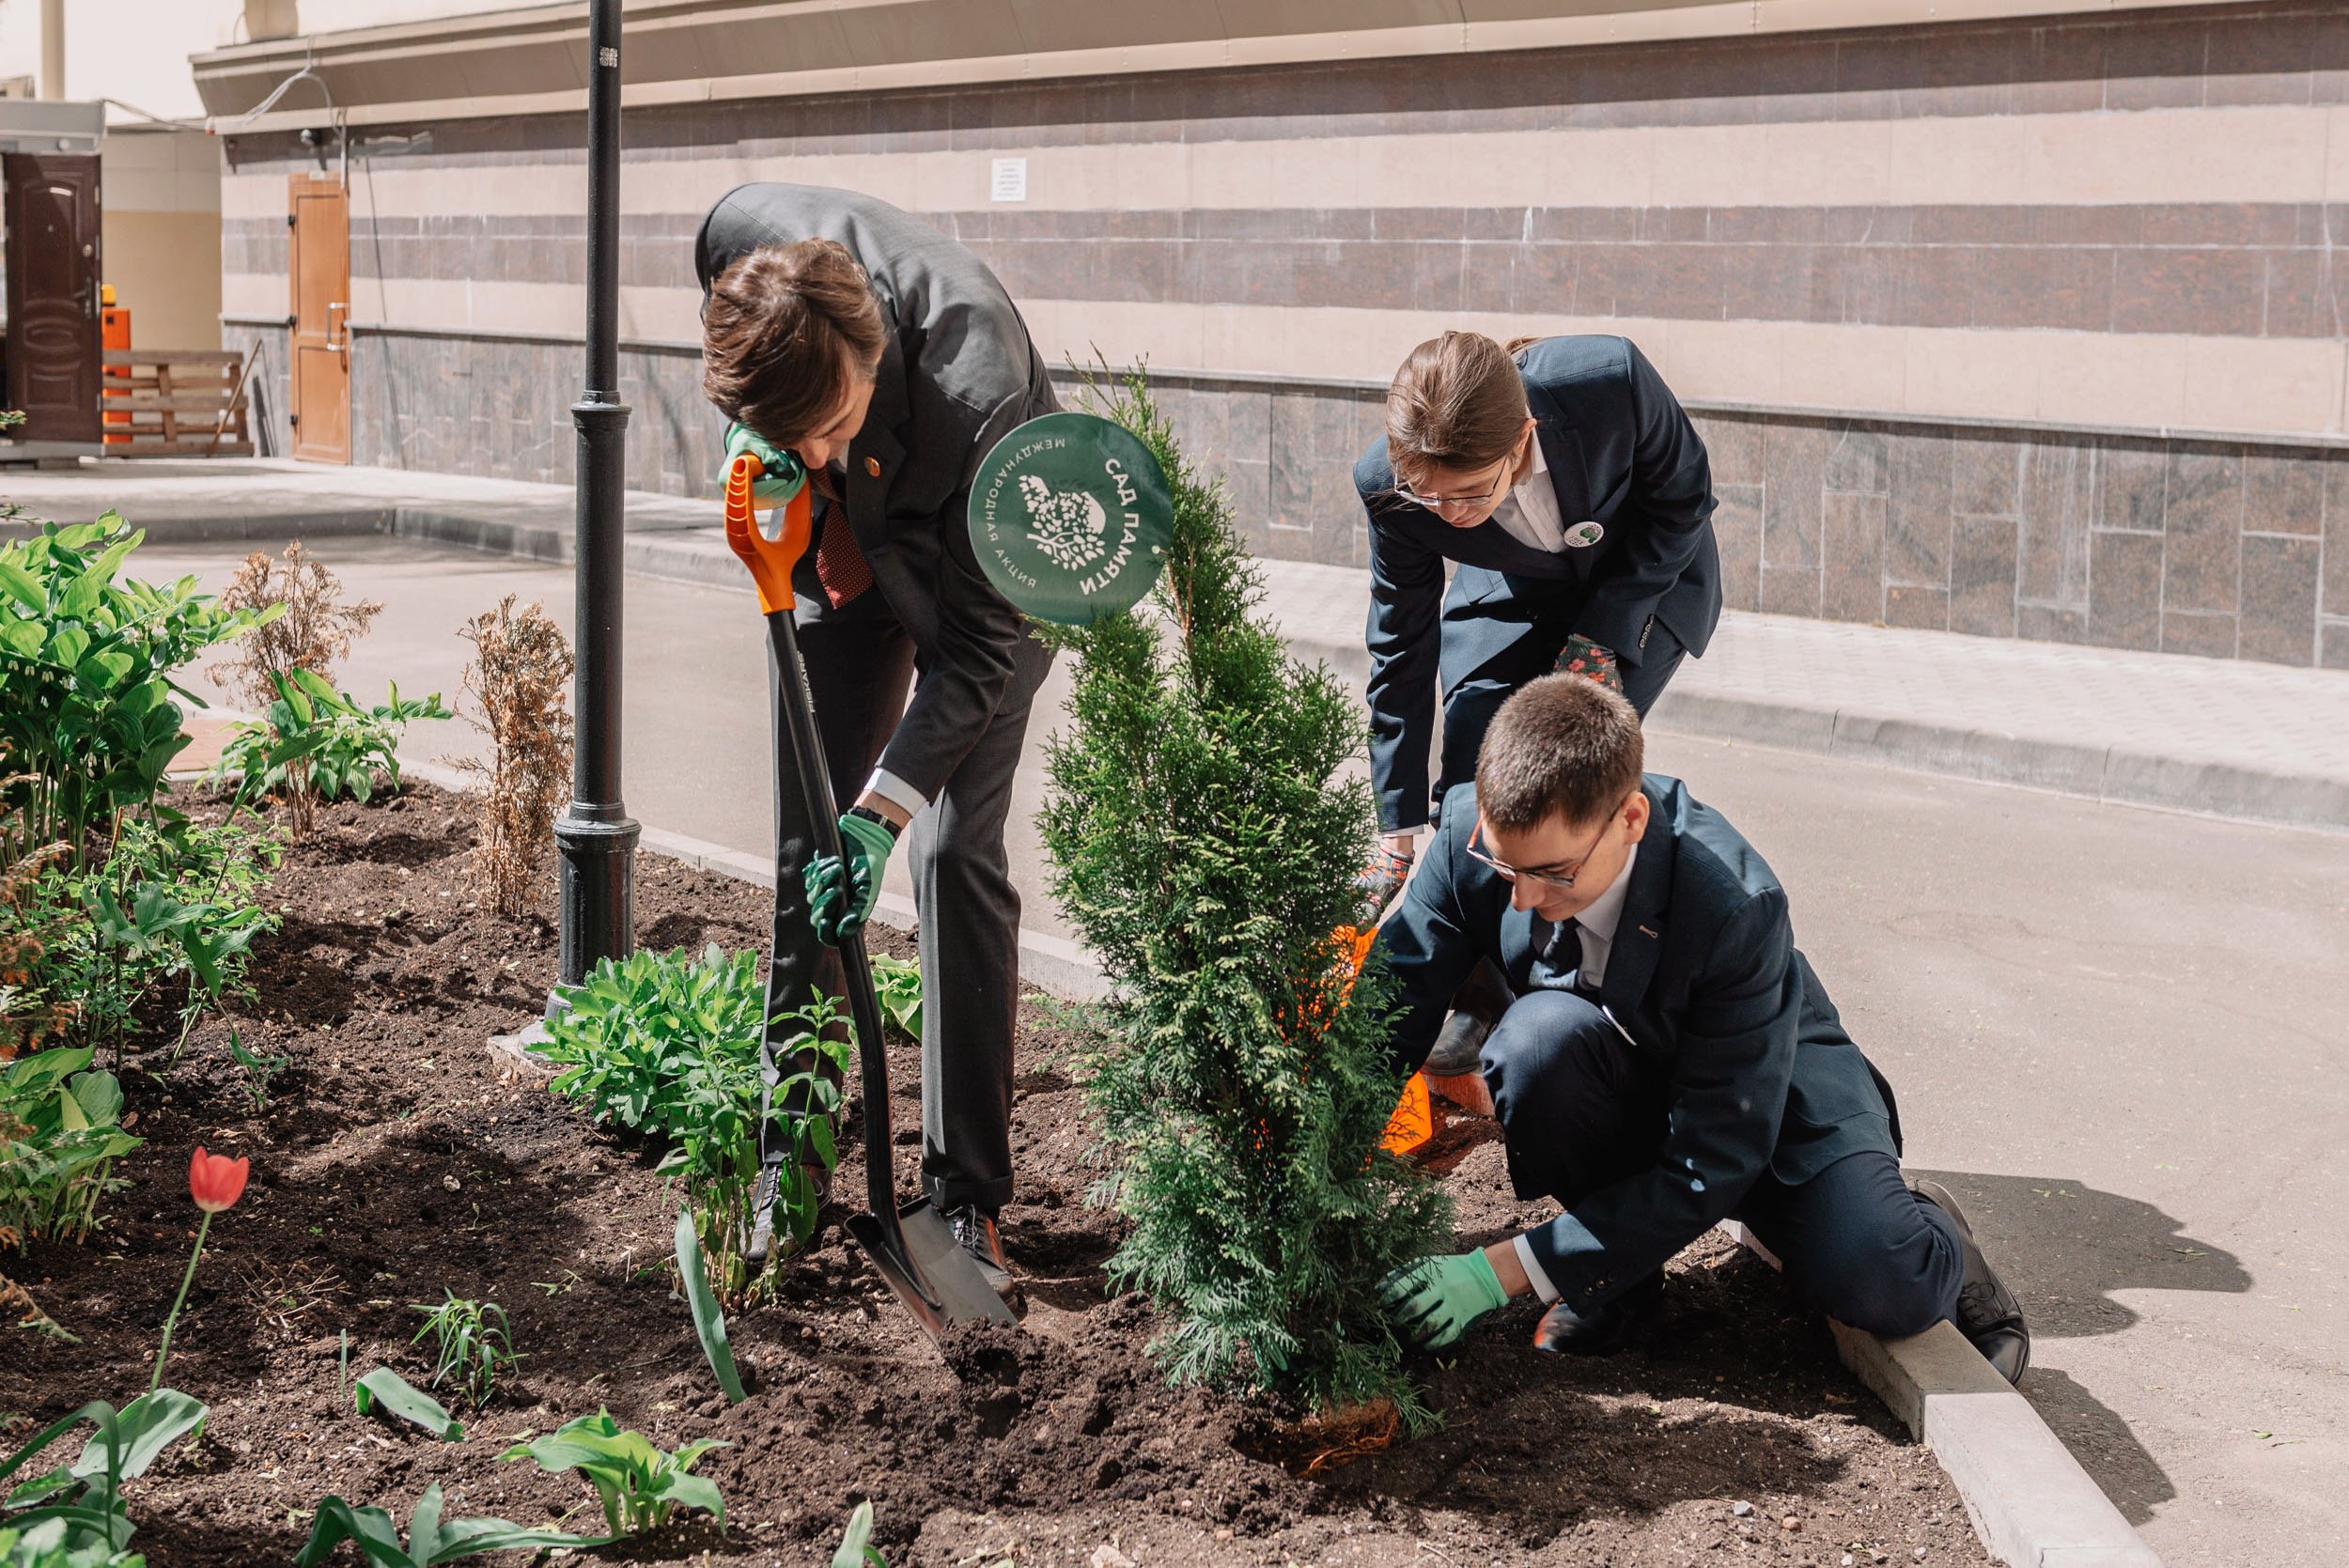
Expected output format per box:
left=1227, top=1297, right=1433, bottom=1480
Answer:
left=0, top=100, right=103, bottom=156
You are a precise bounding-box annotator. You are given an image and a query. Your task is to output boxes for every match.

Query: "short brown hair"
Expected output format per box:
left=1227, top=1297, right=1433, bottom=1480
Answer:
left=701, top=239, right=888, bottom=444
left=1475, top=675, right=1645, bottom=832
left=1384, top=331, right=1532, bottom=490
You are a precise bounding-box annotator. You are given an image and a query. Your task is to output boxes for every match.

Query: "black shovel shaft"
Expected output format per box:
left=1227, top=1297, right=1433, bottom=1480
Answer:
left=763, top=609, right=930, bottom=1308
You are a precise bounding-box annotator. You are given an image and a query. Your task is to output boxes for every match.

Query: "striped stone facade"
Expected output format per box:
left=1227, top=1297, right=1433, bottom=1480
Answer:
left=220, top=1, right=2349, bottom=666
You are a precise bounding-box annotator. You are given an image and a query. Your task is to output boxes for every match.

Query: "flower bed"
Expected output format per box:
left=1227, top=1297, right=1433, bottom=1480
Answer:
left=3, top=787, right=1989, bottom=1566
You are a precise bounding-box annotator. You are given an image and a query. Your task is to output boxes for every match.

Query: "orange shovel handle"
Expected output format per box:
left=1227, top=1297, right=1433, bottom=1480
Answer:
left=722, top=452, right=814, bottom=615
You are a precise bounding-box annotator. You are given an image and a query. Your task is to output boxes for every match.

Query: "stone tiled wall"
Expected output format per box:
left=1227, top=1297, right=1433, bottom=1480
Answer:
left=223, top=0, right=2349, bottom=667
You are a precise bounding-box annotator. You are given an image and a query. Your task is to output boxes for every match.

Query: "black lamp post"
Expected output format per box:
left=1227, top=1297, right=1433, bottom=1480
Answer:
left=552, top=0, right=638, bottom=992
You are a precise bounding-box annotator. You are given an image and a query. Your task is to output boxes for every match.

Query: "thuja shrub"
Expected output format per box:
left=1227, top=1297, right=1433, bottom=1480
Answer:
left=454, top=597, right=572, bottom=919
left=1036, top=367, right=1451, bottom=1418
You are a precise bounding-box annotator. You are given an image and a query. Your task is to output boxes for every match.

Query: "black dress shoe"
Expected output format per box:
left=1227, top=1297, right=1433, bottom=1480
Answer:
left=1911, top=1179, right=2030, bottom=1385
left=1533, top=1270, right=1665, bottom=1357
left=944, top=1204, right=1017, bottom=1296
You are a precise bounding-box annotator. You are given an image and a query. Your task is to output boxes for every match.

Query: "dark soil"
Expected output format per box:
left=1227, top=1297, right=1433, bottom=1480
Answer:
left=5, top=786, right=1991, bottom=1567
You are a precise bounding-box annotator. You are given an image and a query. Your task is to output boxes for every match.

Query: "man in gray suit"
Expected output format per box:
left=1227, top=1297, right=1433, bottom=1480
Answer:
left=696, top=183, right=1055, bottom=1289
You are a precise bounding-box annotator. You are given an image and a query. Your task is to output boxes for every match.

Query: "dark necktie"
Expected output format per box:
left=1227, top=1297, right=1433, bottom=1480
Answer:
left=807, top=463, right=872, bottom=609
left=1541, top=916, right=1583, bottom=988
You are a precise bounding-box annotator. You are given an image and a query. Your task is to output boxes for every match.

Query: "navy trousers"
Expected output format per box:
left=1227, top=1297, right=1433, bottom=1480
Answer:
left=1432, top=620, right=1685, bottom=829
left=1481, top=988, right=1963, bottom=1339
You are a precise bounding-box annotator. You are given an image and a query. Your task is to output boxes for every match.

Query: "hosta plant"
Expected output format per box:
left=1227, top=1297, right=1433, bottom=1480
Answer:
left=499, top=1409, right=726, bottom=1536
left=0, top=1049, right=140, bottom=1248
left=291, top=1484, right=605, bottom=1567
left=534, top=944, right=849, bottom=1299
left=0, top=516, right=273, bottom=863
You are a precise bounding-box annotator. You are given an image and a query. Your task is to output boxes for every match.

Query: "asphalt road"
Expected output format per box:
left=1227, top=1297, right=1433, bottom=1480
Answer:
left=141, top=535, right=2349, bottom=1568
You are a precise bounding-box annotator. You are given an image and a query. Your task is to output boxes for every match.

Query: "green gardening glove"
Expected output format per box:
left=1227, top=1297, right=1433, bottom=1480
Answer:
left=802, top=810, right=893, bottom=945
left=723, top=421, right=808, bottom=504
left=1555, top=633, right=1624, bottom=694
left=1378, top=1249, right=1511, bottom=1349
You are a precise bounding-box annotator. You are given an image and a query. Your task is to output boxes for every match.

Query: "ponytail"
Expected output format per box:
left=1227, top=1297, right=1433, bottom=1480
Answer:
left=1384, top=331, right=1531, bottom=489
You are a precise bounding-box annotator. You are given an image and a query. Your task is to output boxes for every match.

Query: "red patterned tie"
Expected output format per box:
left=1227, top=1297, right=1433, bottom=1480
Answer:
left=807, top=464, right=872, bottom=610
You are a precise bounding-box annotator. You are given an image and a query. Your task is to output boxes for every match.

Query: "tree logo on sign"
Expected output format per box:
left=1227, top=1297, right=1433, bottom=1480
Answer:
left=1019, top=474, right=1110, bottom=571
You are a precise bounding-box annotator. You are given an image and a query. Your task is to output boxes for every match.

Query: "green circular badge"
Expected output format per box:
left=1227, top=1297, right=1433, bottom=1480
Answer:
left=968, top=412, right=1172, bottom=625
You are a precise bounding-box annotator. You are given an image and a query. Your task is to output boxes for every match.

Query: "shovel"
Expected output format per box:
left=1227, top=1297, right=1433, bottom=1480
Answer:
left=723, top=454, right=1016, bottom=1338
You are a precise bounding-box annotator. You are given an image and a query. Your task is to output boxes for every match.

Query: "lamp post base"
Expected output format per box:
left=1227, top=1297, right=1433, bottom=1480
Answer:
left=552, top=805, right=640, bottom=1000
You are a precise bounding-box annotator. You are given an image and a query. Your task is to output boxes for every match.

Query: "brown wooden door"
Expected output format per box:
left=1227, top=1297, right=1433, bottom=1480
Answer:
left=4, top=154, right=102, bottom=443
left=288, top=174, right=350, bottom=464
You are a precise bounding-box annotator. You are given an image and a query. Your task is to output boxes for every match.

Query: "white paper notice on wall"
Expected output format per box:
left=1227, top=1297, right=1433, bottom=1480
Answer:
left=990, top=158, right=1028, bottom=203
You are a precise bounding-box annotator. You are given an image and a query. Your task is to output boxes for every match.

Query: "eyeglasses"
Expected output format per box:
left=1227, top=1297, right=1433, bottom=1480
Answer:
left=1466, top=813, right=1616, bottom=891
left=1395, top=455, right=1514, bottom=513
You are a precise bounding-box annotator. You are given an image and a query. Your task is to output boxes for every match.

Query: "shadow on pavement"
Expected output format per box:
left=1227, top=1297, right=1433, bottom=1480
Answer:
left=1906, top=1170, right=2249, bottom=1338
left=2018, top=1365, right=2176, bottom=1525
left=1909, top=1171, right=2245, bottom=1528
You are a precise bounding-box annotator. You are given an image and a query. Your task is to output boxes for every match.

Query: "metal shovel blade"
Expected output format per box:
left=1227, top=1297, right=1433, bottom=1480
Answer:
left=847, top=1201, right=1018, bottom=1334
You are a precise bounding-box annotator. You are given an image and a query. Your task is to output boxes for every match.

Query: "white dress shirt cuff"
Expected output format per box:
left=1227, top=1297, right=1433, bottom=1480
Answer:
left=1513, top=1234, right=1562, bottom=1305
left=863, top=767, right=928, bottom=823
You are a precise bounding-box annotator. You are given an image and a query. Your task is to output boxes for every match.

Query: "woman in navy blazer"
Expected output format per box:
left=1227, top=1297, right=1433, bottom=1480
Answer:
left=1357, top=331, right=1723, bottom=900
left=1356, top=331, right=1723, bottom=1069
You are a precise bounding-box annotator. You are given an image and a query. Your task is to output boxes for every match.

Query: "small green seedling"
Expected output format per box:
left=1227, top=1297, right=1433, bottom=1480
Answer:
left=351, top=1368, right=462, bottom=1443
left=499, top=1408, right=728, bottom=1536
left=832, top=1500, right=890, bottom=1567
left=226, top=1029, right=289, bottom=1110
left=291, top=1482, right=607, bottom=1567
left=408, top=1291, right=521, bottom=1409
left=868, top=955, right=923, bottom=1040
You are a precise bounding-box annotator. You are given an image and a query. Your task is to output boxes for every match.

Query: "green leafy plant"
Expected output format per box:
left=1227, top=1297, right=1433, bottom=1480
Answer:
left=672, top=1211, right=744, bottom=1405
left=1036, top=365, right=1452, bottom=1419
left=0, top=1049, right=140, bottom=1248
left=210, top=669, right=450, bottom=841
left=499, top=1409, right=726, bottom=1537
left=0, top=1389, right=207, bottom=1560
left=291, top=1483, right=605, bottom=1567
left=407, top=1292, right=520, bottom=1409
left=868, top=955, right=923, bottom=1040
left=0, top=753, right=72, bottom=1063
left=534, top=944, right=849, bottom=1299
left=0, top=1514, right=144, bottom=1565
left=224, top=1030, right=288, bottom=1110
left=832, top=1500, right=887, bottom=1567
left=351, top=1368, right=462, bottom=1442
left=0, top=515, right=274, bottom=864
left=24, top=815, right=279, bottom=1063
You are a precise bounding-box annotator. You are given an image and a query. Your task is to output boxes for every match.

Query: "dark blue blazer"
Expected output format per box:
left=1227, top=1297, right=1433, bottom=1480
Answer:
left=1357, top=335, right=1722, bottom=831
left=1376, top=774, right=1900, bottom=1316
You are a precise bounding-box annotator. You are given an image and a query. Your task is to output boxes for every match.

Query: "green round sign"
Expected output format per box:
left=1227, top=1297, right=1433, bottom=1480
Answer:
left=968, top=411, right=1172, bottom=625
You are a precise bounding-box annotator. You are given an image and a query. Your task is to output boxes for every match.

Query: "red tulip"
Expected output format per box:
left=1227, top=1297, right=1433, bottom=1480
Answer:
left=188, top=1147, right=248, bottom=1214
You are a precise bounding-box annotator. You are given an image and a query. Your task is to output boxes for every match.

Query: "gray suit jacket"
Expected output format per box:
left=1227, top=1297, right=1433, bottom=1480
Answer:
left=695, top=182, right=1057, bottom=802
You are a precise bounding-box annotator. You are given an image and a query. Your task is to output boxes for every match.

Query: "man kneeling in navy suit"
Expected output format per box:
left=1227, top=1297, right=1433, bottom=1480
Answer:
left=1376, top=675, right=2029, bottom=1380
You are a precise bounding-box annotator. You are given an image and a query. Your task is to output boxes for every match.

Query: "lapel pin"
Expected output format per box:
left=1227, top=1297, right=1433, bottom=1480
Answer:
left=1564, top=520, right=1604, bottom=548
left=864, top=456, right=882, bottom=478
left=1638, top=924, right=1657, bottom=938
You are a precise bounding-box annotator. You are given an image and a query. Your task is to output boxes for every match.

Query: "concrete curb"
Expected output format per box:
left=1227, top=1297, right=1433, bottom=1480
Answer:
left=1723, top=1222, right=2163, bottom=1568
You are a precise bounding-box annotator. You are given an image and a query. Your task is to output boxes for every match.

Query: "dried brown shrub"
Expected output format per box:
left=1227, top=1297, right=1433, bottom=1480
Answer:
left=454, top=597, right=573, bottom=919
left=208, top=540, right=383, bottom=711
